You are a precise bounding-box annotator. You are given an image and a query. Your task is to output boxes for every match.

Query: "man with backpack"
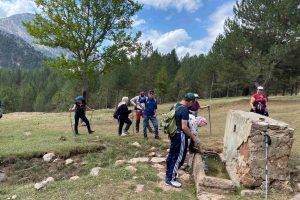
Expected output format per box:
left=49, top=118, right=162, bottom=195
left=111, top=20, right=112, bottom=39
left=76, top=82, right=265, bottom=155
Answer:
left=137, top=90, right=161, bottom=140
left=165, top=92, right=200, bottom=188
left=130, top=91, right=154, bottom=133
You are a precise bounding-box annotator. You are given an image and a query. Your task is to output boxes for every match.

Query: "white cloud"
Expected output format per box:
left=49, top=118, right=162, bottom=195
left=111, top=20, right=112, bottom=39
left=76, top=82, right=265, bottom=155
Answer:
left=140, top=29, right=190, bottom=54
left=132, top=15, right=146, bottom=28
left=165, top=15, right=172, bottom=21
left=179, top=2, right=235, bottom=56
left=0, top=0, right=38, bottom=18
left=138, top=0, right=203, bottom=12
left=194, top=18, right=201, bottom=22
left=139, top=2, right=235, bottom=58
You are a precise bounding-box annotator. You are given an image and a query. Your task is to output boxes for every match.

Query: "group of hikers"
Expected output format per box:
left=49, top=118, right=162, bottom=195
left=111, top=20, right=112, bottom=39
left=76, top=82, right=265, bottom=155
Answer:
left=0, top=86, right=269, bottom=188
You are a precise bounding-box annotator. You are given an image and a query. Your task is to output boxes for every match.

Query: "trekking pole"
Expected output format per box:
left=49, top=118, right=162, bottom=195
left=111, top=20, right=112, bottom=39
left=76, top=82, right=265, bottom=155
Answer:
left=90, top=110, right=94, bottom=125
left=208, top=106, right=212, bottom=135
left=264, top=134, right=272, bottom=200
left=69, top=105, right=75, bottom=135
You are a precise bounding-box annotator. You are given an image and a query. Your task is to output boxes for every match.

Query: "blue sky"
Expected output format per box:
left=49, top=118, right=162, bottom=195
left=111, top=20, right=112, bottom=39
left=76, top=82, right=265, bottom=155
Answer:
left=0, top=0, right=236, bottom=58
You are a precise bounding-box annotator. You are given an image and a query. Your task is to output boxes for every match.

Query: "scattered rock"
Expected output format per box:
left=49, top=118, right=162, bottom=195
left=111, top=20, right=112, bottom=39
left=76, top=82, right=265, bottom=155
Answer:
left=177, top=170, right=186, bottom=176
left=148, top=152, right=156, bottom=157
left=127, top=157, right=149, bottom=164
left=70, top=176, right=80, bottom=180
left=115, top=160, right=126, bottom=167
left=155, top=152, right=162, bottom=157
left=90, top=167, right=101, bottom=176
left=240, top=189, right=264, bottom=196
left=132, top=176, right=138, bottom=180
left=125, top=166, right=137, bottom=173
left=197, top=192, right=225, bottom=200
left=52, top=158, right=62, bottom=163
left=135, top=184, right=144, bottom=193
left=180, top=173, right=190, bottom=182
left=296, top=166, right=300, bottom=172
left=152, top=164, right=165, bottom=170
left=150, top=147, right=156, bottom=151
left=151, top=157, right=165, bottom=163
left=65, top=159, right=74, bottom=165
left=11, top=195, right=17, bottom=200
left=34, top=181, right=47, bottom=190
left=43, top=153, right=55, bottom=162
left=166, top=149, right=170, bottom=153
left=23, top=132, right=31, bottom=136
left=59, top=136, right=67, bottom=141
left=131, top=142, right=141, bottom=148
left=46, top=177, right=54, bottom=182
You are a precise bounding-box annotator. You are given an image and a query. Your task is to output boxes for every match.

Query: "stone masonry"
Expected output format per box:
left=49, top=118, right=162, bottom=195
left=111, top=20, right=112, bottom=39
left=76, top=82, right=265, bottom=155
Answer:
left=223, top=110, right=294, bottom=188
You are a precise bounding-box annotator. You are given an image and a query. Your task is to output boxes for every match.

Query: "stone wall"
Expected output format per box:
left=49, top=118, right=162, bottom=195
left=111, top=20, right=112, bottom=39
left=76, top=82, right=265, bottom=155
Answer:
left=223, top=110, right=294, bottom=188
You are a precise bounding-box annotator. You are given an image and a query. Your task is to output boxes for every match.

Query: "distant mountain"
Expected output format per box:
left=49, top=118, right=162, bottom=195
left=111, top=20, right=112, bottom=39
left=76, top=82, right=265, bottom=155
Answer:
left=0, top=13, right=68, bottom=58
left=0, top=30, right=46, bottom=69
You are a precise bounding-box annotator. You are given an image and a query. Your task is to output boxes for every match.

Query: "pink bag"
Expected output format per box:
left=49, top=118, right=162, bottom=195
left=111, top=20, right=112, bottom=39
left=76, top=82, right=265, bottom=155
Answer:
left=196, top=116, right=207, bottom=127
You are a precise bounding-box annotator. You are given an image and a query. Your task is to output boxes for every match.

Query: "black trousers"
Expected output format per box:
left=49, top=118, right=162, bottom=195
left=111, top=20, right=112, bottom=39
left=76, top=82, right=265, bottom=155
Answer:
left=74, top=113, right=91, bottom=133
left=118, top=117, right=132, bottom=135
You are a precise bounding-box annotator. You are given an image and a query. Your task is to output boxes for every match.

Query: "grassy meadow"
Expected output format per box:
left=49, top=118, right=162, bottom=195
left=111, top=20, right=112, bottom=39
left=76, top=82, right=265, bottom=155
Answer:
left=0, top=95, right=299, bottom=200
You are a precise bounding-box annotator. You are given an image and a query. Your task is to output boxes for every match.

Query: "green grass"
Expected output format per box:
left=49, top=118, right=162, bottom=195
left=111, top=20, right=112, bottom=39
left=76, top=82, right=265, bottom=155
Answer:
left=0, top=95, right=299, bottom=199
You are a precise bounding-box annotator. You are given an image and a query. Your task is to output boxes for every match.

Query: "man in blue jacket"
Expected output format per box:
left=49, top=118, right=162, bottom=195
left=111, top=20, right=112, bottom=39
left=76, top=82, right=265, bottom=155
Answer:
left=137, top=90, right=160, bottom=140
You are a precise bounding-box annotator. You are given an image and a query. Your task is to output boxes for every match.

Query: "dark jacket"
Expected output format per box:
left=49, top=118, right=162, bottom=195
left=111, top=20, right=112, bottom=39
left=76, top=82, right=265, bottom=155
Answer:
left=118, top=104, right=132, bottom=119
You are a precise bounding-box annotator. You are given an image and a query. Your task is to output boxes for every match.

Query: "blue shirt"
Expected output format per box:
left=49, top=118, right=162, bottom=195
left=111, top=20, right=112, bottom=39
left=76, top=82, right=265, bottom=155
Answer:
left=139, top=97, right=157, bottom=117
left=170, top=103, right=189, bottom=132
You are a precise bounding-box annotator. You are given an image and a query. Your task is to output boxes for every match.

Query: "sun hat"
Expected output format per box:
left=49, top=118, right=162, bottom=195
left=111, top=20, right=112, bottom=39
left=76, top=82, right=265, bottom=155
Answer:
left=184, top=92, right=195, bottom=103
left=257, top=86, right=263, bottom=90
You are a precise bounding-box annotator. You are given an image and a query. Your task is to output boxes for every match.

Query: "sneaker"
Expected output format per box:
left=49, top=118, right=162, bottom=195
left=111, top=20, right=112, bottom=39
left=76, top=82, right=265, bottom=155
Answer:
left=123, top=130, right=130, bottom=135
left=165, top=180, right=182, bottom=188
left=154, top=136, right=161, bottom=140
left=121, top=133, right=128, bottom=137
left=89, top=130, right=95, bottom=134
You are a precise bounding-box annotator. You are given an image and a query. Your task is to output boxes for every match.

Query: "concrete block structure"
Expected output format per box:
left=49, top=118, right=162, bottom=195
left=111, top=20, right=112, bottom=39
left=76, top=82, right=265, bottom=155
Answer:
left=223, top=110, right=294, bottom=188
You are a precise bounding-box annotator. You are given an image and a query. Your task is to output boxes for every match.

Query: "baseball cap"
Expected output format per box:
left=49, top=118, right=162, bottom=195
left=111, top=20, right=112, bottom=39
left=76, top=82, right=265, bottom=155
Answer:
left=184, top=92, right=195, bottom=103
left=75, top=96, right=84, bottom=100
left=257, top=86, right=263, bottom=90
left=148, top=90, right=154, bottom=93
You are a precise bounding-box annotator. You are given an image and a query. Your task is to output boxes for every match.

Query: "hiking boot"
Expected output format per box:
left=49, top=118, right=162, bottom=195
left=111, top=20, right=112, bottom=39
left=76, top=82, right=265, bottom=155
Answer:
left=165, top=180, right=182, bottom=188
left=89, top=130, right=95, bottom=134
left=154, top=136, right=161, bottom=140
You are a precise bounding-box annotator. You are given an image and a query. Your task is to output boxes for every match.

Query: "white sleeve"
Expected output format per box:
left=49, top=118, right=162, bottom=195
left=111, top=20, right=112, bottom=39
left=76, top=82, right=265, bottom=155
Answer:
left=130, top=96, right=138, bottom=106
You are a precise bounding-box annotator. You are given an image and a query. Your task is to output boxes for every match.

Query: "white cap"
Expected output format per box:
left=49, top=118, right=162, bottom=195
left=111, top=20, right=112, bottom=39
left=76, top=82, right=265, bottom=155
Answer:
left=257, top=86, right=263, bottom=90
left=194, top=93, right=199, bottom=98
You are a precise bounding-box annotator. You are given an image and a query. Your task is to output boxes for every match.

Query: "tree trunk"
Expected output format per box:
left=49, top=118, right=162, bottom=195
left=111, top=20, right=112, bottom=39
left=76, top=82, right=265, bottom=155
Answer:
left=82, top=79, right=88, bottom=103
left=282, top=86, right=286, bottom=96
left=105, top=87, right=109, bottom=108
left=210, top=74, right=214, bottom=100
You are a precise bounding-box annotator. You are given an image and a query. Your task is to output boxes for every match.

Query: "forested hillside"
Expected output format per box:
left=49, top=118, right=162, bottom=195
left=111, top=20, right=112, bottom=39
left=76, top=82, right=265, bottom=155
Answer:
left=0, top=30, right=46, bottom=69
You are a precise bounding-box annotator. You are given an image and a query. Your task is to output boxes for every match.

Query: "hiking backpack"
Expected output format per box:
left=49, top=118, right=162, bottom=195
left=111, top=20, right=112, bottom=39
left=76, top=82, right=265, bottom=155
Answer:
left=160, top=104, right=184, bottom=137
left=113, top=106, right=120, bottom=119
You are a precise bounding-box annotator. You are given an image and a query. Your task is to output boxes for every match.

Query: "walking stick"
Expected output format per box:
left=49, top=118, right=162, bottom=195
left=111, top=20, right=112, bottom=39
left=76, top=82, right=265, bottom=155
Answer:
left=264, top=134, right=272, bottom=200
left=89, top=110, right=94, bottom=125
left=69, top=105, right=75, bottom=135
left=132, top=111, right=134, bottom=135
left=208, top=106, right=212, bottom=135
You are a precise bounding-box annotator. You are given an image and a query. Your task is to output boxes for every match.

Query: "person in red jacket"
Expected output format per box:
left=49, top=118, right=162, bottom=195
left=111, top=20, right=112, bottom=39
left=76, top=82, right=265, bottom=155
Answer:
left=250, top=86, right=269, bottom=116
